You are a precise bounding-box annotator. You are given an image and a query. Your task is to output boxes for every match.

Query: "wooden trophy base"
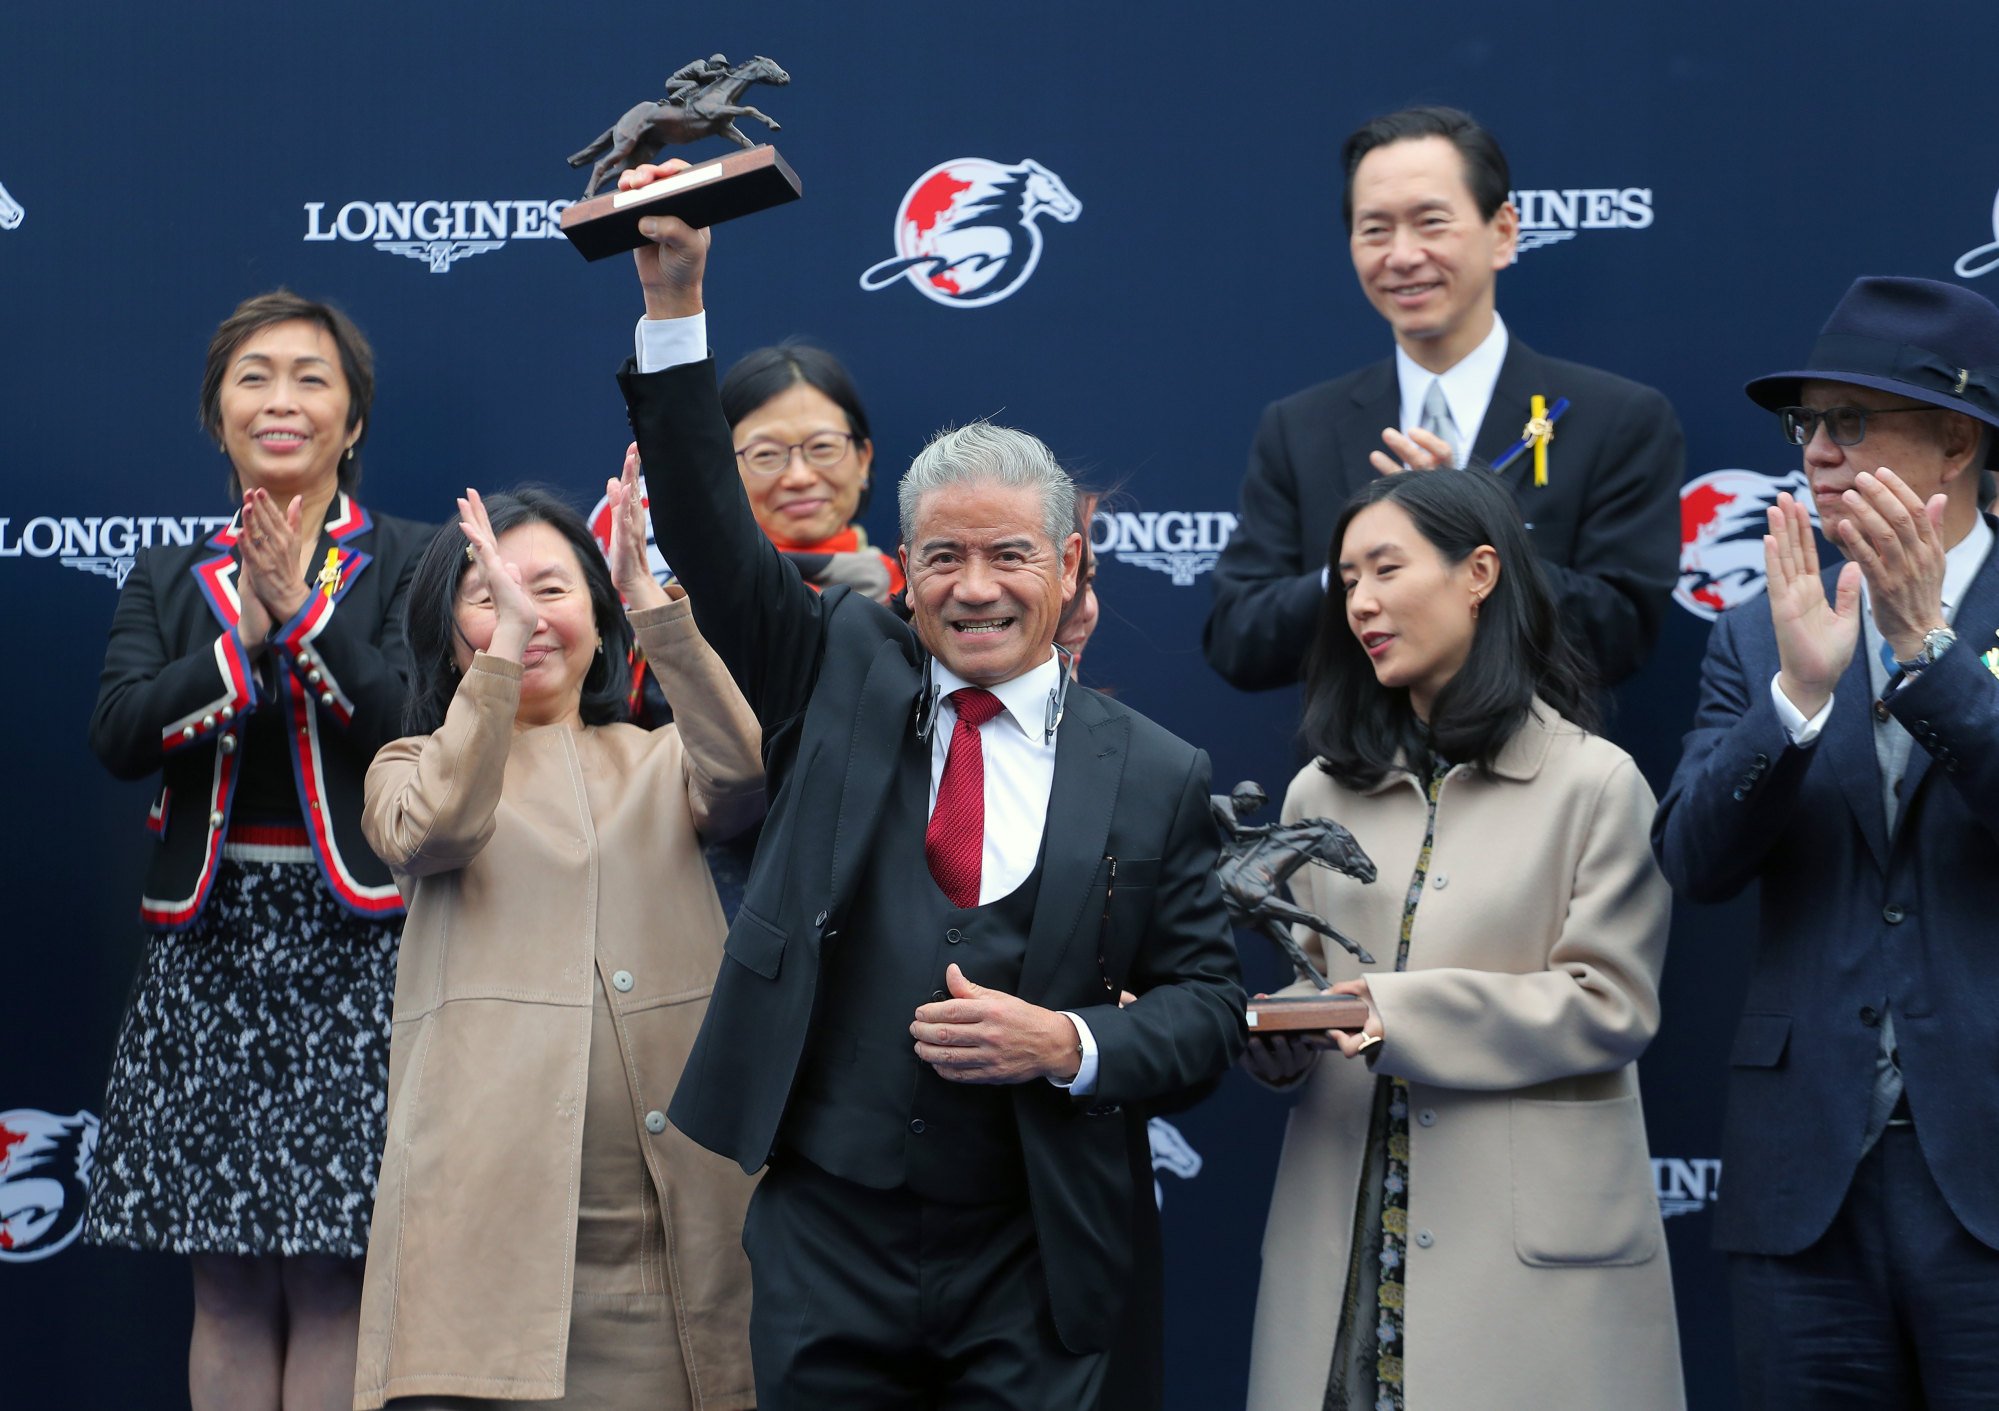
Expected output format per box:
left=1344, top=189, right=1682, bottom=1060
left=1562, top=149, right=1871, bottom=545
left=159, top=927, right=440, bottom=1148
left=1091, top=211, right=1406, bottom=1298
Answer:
left=1245, top=994, right=1371, bottom=1034
left=559, top=145, right=801, bottom=261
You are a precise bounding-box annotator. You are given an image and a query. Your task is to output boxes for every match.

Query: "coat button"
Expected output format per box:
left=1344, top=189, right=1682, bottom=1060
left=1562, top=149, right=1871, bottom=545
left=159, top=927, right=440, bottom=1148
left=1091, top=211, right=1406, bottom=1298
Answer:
left=908, top=1118, right=926, bottom=1134
left=219, top=706, right=233, bottom=722
left=219, top=735, right=237, bottom=755
left=1417, top=1108, right=1437, bottom=1127
left=208, top=810, right=224, bottom=828
left=319, top=691, right=335, bottom=707
left=1873, top=700, right=1892, bottom=723
left=1752, top=753, right=1769, bottom=771
left=201, top=713, right=217, bottom=730
left=612, top=970, right=634, bottom=992
left=1430, top=874, right=1448, bottom=890
left=946, top=927, right=964, bottom=944
left=1414, top=1229, right=1435, bottom=1249
left=931, top=989, right=948, bottom=1001
left=306, top=669, right=323, bottom=685
left=644, top=1110, right=666, bottom=1134
left=814, top=909, right=829, bottom=927
left=1883, top=905, right=1906, bottom=925
left=1859, top=1005, right=1880, bottom=1027
left=182, top=725, right=197, bottom=742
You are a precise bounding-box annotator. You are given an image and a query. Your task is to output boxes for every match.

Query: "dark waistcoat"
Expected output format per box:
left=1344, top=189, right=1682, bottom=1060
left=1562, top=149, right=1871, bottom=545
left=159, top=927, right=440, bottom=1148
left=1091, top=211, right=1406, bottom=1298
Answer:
left=781, top=731, right=1043, bottom=1204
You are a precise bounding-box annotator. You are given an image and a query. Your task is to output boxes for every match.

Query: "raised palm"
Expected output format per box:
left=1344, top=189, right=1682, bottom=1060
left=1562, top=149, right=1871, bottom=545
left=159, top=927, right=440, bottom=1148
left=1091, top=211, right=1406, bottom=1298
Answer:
left=1764, top=492, right=1859, bottom=708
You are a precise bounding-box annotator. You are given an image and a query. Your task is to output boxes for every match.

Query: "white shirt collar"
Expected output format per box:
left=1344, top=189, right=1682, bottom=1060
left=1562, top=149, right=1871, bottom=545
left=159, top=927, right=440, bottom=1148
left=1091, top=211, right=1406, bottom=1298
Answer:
left=933, top=651, right=1063, bottom=746
left=1394, top=311, right=1510, bottom=468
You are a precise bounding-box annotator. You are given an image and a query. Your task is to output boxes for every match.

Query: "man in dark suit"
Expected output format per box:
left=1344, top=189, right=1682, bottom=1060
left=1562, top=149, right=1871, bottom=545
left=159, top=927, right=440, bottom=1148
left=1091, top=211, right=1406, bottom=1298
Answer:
left=1654, top=276, right=1999, bottom=1408
left=611, top=166, right=1246, bottom=1410
left=1204, top=105, right=1683, bottom=691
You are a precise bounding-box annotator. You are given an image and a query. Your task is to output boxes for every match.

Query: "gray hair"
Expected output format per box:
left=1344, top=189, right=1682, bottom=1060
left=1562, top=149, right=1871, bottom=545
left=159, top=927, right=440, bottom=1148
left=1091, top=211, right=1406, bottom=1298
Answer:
left=898, top=421, right=1077, bottom=551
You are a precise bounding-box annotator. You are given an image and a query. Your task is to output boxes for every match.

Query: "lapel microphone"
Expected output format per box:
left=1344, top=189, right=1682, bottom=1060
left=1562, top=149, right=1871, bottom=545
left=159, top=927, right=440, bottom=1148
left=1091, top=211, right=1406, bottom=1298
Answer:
left=1045, top=643, right=1075, bottom=744
left=914, top=654, right=942, bottom=742
left=913, top=646, right=1073, bottom=745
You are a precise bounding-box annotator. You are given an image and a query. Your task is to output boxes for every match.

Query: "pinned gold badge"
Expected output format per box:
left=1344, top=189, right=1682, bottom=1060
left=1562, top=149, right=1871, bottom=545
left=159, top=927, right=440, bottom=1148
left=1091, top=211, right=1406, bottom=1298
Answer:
left=1523, top=394, right=1555, bottom=488
left=1982, top=646, right=1999, bottom=681
left=318, top=547, right=342, bottom=599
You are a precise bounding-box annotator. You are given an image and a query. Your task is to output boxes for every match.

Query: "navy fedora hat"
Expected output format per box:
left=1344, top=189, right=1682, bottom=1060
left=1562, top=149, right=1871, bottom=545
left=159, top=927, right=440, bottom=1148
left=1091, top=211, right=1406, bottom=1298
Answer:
left=1745, top=276, right=1999, bottom=437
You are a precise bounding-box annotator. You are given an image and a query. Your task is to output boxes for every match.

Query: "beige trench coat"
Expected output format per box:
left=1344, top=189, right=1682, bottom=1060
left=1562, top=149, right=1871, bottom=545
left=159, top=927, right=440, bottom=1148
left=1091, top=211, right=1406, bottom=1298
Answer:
left=354, top=599, right=763, bottom=1410
left=1247, top=704, right=1683, bottom=1411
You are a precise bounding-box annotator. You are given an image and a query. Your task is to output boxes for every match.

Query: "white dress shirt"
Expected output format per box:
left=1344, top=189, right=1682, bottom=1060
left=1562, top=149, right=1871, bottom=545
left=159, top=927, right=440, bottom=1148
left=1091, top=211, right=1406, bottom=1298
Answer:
left=1393, top=310, right=1510, bottom=470
left=637, top=312, right=1100, bottom=1091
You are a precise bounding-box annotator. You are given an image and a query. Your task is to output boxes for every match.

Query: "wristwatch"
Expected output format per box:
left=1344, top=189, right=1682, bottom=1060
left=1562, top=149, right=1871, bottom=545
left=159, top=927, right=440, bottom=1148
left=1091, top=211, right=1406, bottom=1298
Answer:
left=1895, top=625, right=1957, bottom=674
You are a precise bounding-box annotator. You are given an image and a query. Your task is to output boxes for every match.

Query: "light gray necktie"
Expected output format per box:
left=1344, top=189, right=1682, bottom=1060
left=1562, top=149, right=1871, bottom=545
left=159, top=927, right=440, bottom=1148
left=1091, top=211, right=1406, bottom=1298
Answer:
left=1419, top=379, right=1461, bottom=469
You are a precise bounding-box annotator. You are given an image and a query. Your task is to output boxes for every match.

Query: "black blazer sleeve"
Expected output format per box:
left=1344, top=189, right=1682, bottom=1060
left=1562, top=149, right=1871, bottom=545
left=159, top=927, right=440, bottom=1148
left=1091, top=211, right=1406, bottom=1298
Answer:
left=622, top=356, right=828, bottom=732
left=88, top=550, right=260, bottom=781
left=1202, top=400, right=1330, bottom=691
left=1064, top=748, right=1248, bottom=1106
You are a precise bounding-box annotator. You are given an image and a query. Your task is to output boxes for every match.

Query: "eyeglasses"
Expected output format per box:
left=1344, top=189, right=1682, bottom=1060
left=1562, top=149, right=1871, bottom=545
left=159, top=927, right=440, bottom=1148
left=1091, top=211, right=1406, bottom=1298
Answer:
left=734, top=432, right=858, bottom=476
left=1778, top=404, right=1933, bottom=448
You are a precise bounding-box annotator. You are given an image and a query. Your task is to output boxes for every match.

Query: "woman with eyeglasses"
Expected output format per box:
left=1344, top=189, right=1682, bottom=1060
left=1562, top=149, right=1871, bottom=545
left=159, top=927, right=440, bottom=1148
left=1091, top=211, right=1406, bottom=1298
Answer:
left=720, top=342, right=904, bottom=602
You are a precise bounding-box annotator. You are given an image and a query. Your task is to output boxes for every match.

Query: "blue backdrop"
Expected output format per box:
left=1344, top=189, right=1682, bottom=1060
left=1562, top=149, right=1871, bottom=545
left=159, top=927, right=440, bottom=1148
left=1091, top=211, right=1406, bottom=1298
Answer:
left=6, top=3, right=1999, bottom=1404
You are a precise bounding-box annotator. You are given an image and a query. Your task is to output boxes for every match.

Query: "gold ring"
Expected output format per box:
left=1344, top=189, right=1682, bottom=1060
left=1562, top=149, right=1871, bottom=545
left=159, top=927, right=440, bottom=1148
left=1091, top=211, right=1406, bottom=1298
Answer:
left=465, top=544, right=478, bottom=563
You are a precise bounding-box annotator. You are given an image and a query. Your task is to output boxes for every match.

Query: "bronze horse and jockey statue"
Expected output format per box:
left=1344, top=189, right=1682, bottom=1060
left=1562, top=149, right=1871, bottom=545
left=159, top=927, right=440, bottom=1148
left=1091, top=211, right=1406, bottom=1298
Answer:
left=568, top=54, right=790, bottom=198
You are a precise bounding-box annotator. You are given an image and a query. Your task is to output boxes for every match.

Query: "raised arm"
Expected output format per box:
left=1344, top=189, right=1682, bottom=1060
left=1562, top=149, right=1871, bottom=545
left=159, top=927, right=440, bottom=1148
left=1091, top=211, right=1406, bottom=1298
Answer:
left=613, top=164, right=830, bottom=731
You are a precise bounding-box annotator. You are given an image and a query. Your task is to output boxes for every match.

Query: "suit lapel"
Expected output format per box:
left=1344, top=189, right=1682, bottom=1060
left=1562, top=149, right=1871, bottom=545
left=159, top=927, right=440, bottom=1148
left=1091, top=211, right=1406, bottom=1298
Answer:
left=1814, top=574, right=1891, bottom=871
left=1477, top=340, right=1542, bottom=490
left=1342, top=358, right=1402, bottom=486
left=826, top=638, right=926, bottom=909
left=1018, top=688, right=1127, bottom=1003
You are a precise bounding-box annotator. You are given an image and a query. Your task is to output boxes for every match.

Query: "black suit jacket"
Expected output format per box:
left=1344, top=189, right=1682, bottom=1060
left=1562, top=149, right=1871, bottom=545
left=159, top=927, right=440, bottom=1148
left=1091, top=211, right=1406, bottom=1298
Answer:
left=622, top=357, right=1246, bottom=1354
left=1204, top=337, right=1684, bottom=690
left=1653, top=529, right=1999, bottom=1254
left=88, top=494, right=429, bottom=927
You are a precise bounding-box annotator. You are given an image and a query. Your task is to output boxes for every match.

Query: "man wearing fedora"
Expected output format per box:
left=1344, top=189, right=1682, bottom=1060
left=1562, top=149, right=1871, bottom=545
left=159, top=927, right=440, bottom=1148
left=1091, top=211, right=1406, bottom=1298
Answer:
left=1655, top=276, right=1999, bottom=1407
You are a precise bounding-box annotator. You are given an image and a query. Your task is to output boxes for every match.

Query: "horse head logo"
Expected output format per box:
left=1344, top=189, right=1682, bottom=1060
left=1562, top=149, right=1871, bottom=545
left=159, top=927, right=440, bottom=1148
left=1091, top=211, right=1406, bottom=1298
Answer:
left=860, top=157, right=1083, bottom=309
left=0, top=178, right=23, bottom=231
left=1957, top=186, right=1999, bottom=280
left=1674, top=468, right=1814, bottom=621
left=0, top=1109, right=98, bottom=1262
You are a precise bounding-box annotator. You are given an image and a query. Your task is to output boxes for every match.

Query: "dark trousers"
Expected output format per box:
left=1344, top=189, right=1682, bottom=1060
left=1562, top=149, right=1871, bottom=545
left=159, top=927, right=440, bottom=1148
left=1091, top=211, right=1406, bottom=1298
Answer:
left=743, top=1157, right=1107, bottom=1411
left=1732, top=1125, right=1999, bottom=1410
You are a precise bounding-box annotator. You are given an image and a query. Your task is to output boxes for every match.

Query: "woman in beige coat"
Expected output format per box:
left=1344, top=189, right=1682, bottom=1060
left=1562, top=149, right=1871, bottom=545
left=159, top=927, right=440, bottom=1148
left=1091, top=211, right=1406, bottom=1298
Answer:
left=354, top=474, right=762, bottom=1410
left=1243, top=469, right=1682, bottom=1411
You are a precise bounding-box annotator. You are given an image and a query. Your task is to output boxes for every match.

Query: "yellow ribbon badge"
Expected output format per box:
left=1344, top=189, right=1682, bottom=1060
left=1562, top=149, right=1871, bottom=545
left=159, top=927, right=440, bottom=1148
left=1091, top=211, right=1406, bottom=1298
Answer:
left=318, top=547, right=343, bottom=599
left=1523, top=394, right=1555, bottom=488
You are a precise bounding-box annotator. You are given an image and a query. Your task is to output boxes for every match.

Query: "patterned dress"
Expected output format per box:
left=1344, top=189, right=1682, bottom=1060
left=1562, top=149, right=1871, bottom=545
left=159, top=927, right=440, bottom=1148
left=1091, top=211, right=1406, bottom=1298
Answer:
left=1326, top=760, right=1445, bottom=1411
left=86, top=850, right=398, bottom=1258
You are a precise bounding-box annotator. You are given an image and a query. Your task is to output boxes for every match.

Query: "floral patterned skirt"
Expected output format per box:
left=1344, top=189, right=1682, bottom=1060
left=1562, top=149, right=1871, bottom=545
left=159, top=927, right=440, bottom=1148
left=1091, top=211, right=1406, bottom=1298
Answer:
left=85, top=859, right=399, bottom=1258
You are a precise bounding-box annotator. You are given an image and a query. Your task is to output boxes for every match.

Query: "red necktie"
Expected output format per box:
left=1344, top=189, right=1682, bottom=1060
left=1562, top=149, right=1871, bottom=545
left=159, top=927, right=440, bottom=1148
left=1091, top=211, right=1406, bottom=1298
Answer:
left=926, top=687, right=1004, bottom=907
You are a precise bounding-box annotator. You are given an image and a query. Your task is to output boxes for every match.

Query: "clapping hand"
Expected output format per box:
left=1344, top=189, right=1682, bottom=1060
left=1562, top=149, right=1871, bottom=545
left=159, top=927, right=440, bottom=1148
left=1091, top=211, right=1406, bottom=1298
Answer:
left=1370, top=425, right=1456, bottom=476
left=457, top=488, right=541, bottom=664
left=606, top=443, right=675, bottom=613
left=1764, top=490, right=1862, bottom=718
left=1829, top=467, right=1949, bottom=664
left=236, top=488, right=307, bottom=645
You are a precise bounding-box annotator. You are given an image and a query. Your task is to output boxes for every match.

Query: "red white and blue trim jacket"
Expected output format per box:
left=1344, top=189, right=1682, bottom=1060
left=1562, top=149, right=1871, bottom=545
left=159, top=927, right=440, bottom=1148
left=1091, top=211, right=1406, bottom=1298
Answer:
left=88, top=493, right=432, bottom=930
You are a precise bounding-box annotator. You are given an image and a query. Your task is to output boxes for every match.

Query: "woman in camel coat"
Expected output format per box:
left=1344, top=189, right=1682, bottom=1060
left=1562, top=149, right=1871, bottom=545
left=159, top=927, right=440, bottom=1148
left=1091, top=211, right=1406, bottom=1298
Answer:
left=1243, top=470, right=1682, bottom=1411
left=354, top=479, right=762, bottom=1410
